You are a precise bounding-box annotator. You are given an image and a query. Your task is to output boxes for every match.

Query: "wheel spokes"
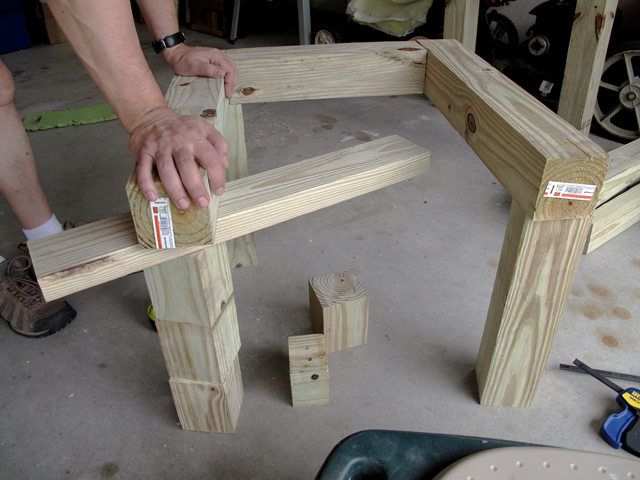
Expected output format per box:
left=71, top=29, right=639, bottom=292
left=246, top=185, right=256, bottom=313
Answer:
left=601, top=103, right=624, bottom=124
left=624, top=52, right=636, bottom=85
left=600, top=80, right=622, bottom=92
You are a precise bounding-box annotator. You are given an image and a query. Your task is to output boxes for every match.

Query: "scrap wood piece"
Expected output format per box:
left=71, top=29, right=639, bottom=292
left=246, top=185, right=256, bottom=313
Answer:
left=289, top=334, right=329, bottom=407
left=420, top=38, right=609, bottom=222
left=598, top=138, right=640, bottom=206
left=30, top=135, right=430, bottom=301
left=227, top=41, right=427, bottom=105
left=309, top=271, right=369, bottom=354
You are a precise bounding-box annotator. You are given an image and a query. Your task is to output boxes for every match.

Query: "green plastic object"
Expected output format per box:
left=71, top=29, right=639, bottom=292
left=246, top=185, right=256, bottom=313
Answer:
left=23, top=103, right=117, bottom=131
left=315, top=430, right=539, bottom=480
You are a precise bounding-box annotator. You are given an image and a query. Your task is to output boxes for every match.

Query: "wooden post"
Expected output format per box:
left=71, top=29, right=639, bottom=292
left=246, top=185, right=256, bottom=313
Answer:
left=223, top=103, right=257, bottom=269
left=557, top=0, right=618, bottom=134
left=309, top=271, right=369, bottom=354
left=476, top=201, right=591, bottom=407
left=289, top=334, right=329, bottom=407
left=443, top=0, right=480, bottom=52
left=145, top=243, right=243, bottom=432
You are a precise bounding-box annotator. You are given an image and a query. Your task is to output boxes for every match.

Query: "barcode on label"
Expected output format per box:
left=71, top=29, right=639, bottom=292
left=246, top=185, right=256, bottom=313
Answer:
left=150, top=198, right=175, bottom=249
left=540, top=80, right=553, bottom=94
left=544, top=181, right=596, bottom=201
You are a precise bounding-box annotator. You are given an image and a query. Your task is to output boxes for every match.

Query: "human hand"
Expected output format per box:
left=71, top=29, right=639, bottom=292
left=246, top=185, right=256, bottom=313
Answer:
left=163, top=44, right=238, bottom=99
left=128, top=106, right=229, bottom=209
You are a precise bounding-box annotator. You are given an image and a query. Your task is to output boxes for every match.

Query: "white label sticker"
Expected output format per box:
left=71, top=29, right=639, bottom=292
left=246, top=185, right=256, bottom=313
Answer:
left=540, top=80, right=554, bottom=94
left=150, top=198, right=175, bottom=249
left=544, top=181, right=597, bottom=201
left=360, top=130, right=380, bottom=137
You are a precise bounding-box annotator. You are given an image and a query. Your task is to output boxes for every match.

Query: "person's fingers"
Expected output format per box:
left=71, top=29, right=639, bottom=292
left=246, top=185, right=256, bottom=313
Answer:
left=193, top=140, right=226, bottom=196
left=135, top=152, right=159, bottom=202
left=155, top=149, right=191, bottom=209
left=204, top=124, right=229, bottom=167
left=173, top=146, right=211, bottom=208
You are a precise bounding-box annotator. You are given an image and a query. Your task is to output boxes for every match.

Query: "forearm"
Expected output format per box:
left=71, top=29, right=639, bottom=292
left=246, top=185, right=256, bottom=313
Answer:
left=135, top=0, right=180, bottom=60
left=47, top=0, right=167, bottom=133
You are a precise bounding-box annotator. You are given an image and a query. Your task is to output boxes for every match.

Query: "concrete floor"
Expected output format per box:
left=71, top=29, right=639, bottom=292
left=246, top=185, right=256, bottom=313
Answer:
left=1, top=20, right=639, bottom=480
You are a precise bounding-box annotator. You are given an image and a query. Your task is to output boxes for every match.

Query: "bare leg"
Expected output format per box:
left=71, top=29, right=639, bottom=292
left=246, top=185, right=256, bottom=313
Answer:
left=0, top=59, right=53, bottom=230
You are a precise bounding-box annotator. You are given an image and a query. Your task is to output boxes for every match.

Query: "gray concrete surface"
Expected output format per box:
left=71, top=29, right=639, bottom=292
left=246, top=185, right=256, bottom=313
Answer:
left=1, top=21, right=639, bottom=480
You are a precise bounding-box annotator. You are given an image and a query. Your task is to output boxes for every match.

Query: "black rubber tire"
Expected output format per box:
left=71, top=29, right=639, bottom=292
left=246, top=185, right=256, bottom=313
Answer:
left=487, top=11, right=519, bottom=52
left=314, top=25, right=344, bottom=45
left=592, top=41, right=640, bottom=142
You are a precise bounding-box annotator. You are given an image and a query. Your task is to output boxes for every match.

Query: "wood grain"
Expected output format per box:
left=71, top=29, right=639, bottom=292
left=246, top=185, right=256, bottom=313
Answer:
left=476, top=201, right=591, bottom=407
left=598, top=138, right=640, bottom=206
left=169, top=356, right=243, bottom=433
left=420, top=39, right=609, bottom=221
left=144, top=243, right=233, bottom=327
left=227, top=42, right=427, bottom=104
left=557, top=0, right=618, bottom=134
left=309, top=271, right=369, bottom=353
left=222, top=103, right=257, bottom=269
left=443, top=0, right=480, bottom=52
left=31, top=135, right=430, bottom=301
left=126, top=75, right=227, bottom=248
left=289, top=334, right=329, bottom=407
left=155, top=295, right=240, bottom=384
left=585, top=183, right=640, bottom=253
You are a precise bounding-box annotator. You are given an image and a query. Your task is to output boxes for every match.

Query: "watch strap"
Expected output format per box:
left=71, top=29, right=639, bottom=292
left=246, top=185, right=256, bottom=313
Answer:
left=152, top=31, right=186, bottom=54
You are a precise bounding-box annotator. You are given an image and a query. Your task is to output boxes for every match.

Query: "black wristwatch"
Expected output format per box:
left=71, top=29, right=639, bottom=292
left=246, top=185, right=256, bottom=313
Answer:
left=152, top=31, right=186, bottom=54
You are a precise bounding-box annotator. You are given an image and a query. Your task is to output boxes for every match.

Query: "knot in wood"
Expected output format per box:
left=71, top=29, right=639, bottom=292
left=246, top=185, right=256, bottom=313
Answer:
left=241, top=87, right=257, bottom=96
left=201, top=109, right=217, bottom=118
left=311, top=374, right=319, bottom=380
left=467, top=113, right=477, bottom=134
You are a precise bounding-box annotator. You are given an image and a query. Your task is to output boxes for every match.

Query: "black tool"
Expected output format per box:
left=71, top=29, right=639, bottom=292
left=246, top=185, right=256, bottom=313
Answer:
left=573, top=359, right=640, bottom=457
left=560, top=363, right=640, bottom=384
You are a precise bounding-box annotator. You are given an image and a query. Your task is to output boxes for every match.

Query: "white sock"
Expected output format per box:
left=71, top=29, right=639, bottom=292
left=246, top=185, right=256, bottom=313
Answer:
left=23, top=214, right=64, bottom=241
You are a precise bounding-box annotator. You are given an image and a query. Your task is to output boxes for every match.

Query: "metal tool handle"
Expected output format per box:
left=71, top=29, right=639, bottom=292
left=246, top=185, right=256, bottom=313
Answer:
left=574, top=359, right=624, bottom=393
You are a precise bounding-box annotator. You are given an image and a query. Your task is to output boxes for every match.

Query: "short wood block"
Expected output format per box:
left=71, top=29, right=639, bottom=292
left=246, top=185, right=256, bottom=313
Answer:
left=155, top=295, right=240, bottom=384
left=126, top=168, right=220, bottom=249
left=289, top=334, right=329, bottom=407
left=144, top=243, right=233, bottom=327
left=309, top=271, right=369, bottom=353
left=169, top=356, right=243, bottom=433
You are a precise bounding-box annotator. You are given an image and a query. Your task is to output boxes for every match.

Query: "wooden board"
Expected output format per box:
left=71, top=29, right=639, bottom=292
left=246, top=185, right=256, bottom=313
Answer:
left=557, top=0, right=618, bottom=134
left=585, top=183, right=640, bottom=254
left=309, top=271, right=369, bottom=353
left=155, top=295, right=240, bottom=384
left=226, top=42, right=427, bottom=104
left=223, top=103, right=257, bottom=269
left=443, top=0, right=480, bottom=52
left=598, top=138, right=640, bottom=206
left=169, top=356, right=243, bottom=433
left=420, top=39, right=609, bottom=221
left=31, top=135, right=430, bottom=301
left=476, top=201, right=591, bottom=407
left=289, top=334, right=330, bottom=407
left=126, top=76, right=228, bottom=248
left=144, top=243, right=233, bottom=326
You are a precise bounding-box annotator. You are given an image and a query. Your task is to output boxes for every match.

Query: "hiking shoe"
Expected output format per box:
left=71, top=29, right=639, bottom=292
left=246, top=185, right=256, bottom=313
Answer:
left=0, top=255, right=77, bottom=338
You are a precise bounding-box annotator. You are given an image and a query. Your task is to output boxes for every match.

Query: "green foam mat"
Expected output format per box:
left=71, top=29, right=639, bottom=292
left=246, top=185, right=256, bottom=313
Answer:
left=23, top=103, right=117, bottom=131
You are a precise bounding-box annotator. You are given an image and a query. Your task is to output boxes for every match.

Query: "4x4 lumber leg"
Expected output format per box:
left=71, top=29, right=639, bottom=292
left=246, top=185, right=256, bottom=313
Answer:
left=443, top=0, right=479, bottom=52
left=144, top=243, right=243, bottom=432
left=476, top=201, right=591, bottom=407
left=223, top=103, right=257, bottom=269
left=557, top=0, right=618, bottom=134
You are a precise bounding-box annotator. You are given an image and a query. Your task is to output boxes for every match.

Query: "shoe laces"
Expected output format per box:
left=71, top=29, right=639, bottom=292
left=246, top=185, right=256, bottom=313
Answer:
left=3, top=256, right=44, bottom=309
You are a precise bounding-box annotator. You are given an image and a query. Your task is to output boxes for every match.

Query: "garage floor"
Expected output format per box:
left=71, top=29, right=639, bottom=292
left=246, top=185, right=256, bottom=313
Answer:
left=1, top=21, right=639, bottom=480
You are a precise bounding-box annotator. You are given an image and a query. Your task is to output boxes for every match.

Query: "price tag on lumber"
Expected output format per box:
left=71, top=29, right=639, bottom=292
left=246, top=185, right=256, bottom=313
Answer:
left=544, top=181, right=596, bottom=201
left=150, top=198, right=175, bottom=249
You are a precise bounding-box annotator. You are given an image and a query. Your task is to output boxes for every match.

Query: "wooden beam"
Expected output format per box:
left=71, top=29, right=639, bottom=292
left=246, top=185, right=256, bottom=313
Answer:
left=223, top=103, right=258, bottom=268
left=226, top=42, right=427, bottom=104
left=31, top=135, right=430, bottom=301
left=126, top=76, right=228, bottom=248
left=289, top=334, right=330, bottom=407
left=420, top=39, right=609, bottom=221
left=443, top=0, right=480, bottom=52
left=585, top=183, right=640, bottom=254
left=476, top=201, right=591, bottom=407
left=557, top=0, right=618, bottom=135
left=598, top=138, right=640, bottom=206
